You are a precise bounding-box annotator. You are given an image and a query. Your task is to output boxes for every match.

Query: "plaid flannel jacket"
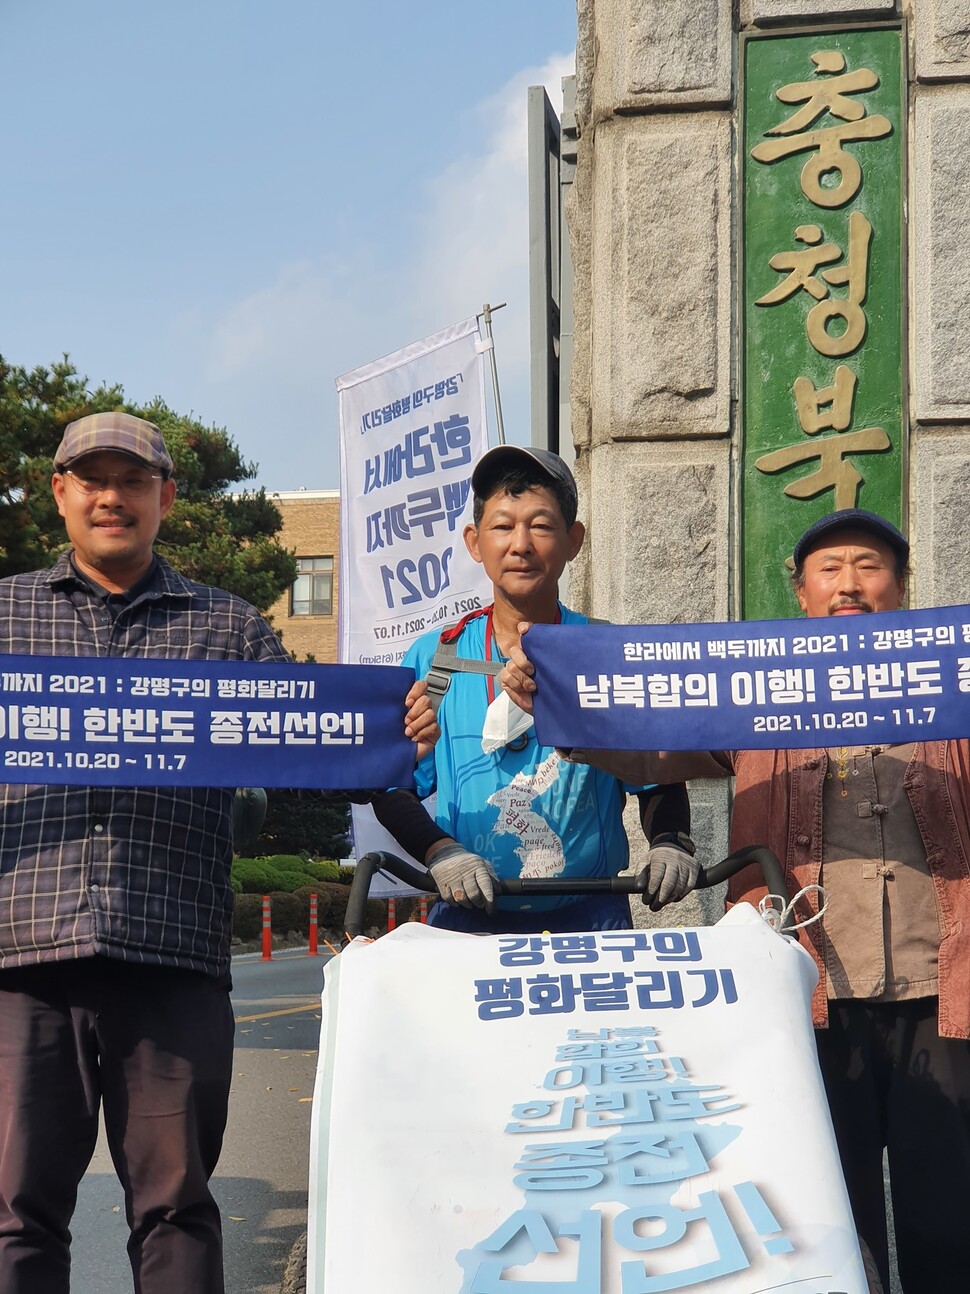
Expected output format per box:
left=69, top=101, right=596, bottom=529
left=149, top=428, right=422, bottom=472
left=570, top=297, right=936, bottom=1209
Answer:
left=0, top=551, right=289, bottom=977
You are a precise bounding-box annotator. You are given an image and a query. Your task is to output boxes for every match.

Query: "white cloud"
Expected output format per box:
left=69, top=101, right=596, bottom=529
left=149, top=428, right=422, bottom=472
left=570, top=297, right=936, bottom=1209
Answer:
left=200, top=49, right=575, bottom=486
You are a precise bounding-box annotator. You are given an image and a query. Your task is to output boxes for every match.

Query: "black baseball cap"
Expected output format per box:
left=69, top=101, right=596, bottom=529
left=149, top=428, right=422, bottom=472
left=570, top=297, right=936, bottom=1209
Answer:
left=471, top=445, right=578, bottom=511
left=792, top=508, right=909, bottom=570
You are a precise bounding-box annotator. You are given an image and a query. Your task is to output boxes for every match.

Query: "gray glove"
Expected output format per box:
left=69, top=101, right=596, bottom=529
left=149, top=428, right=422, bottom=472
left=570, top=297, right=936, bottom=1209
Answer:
left=428, top=843, right=497, bottom=912
left=639, top=836, right=700, bottom=911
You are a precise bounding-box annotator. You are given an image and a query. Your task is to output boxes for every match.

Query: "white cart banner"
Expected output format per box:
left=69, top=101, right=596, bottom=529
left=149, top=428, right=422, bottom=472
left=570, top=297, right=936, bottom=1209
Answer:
left=308, top=908, right=867, bottom=1293
left=336, top=316, right=491, bottom=668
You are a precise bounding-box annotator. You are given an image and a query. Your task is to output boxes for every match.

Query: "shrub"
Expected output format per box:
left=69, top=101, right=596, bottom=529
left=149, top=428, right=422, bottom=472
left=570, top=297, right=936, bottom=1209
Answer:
left=266, top=891, right=305, bottom=936
left=232, top=893, right=263, bottom=941
left=232, top=856, right=319, bottom=895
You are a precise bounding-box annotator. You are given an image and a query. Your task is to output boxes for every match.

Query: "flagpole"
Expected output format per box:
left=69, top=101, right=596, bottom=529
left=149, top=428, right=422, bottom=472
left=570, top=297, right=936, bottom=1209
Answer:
left=478, top=301, right=507, bottom=445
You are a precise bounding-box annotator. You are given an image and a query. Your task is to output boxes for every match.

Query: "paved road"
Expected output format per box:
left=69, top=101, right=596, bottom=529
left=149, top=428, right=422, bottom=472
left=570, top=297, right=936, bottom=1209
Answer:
left=70, top=950, right=331, bottom=1294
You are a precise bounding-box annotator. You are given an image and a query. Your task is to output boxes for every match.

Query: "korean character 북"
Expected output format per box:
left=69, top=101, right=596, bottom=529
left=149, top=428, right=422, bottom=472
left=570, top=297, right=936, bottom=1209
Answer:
left=905, top=660, right=943, bottom=696
left=245, top=712, right=282, bottom=744
left=209, top=711, right=244, bottom=744
left=683, top=673, right=718, bottom=707
left=576, top=675, right=611, bottom=708
left=767, top=667, right=816, bottom=705
left=429, top=414, right=472, bottom=469
left=21, top=706, right=70, bottom=741
left=406, top=487, right=446, bottom=538
left=319, top=712, right=364, bottom=745
left=282, top=712, right=317, bottom=745
left=827, top=663, right=865, bottom=701
left=497, top=936, right=548, bottom=967
left=646, top=674, right=682, bottom=708
left=611, top=675, right=646, bottom=708
left=474, top=977, right=524, bottom=1020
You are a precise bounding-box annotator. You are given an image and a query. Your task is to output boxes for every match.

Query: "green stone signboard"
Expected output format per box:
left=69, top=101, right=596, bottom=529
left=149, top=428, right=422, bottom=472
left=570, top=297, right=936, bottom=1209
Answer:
left=741, top=26, right=905, bottom=620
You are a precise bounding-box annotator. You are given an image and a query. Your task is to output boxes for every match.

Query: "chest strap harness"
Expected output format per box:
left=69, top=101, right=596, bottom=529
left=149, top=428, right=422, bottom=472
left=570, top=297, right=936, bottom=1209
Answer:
left=425, top=607, right=502, bottom=717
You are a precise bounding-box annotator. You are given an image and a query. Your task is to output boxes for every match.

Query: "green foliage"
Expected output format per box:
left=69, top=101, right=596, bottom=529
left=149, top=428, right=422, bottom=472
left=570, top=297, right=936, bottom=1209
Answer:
left=0, top=356, right=296, bottom=612
left=256, top=790, right=352, bottom=858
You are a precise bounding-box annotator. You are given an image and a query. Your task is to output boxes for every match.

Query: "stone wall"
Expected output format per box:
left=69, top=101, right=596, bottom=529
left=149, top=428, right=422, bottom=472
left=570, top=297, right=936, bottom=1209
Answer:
left=569, top=0, right=970, bottom=923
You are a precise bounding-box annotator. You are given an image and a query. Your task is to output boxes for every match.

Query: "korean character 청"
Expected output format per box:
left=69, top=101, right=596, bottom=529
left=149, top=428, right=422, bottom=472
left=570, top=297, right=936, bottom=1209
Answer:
left=576, top=675, right=611, bottom=709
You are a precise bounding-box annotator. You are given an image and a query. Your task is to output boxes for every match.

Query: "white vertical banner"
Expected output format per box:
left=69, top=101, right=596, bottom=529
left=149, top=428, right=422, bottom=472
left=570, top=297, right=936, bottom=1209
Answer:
left=336, top=317, right=492, bottom=882
left=336, top=316, right=491, bottom=667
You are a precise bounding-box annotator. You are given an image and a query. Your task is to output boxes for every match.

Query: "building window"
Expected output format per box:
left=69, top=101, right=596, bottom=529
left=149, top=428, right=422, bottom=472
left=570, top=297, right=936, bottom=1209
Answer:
left=291, top=557, right=333, bottom=617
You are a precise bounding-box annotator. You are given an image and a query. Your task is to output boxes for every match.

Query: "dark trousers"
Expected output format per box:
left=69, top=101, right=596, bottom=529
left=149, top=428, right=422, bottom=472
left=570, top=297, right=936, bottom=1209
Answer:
left=0, top=958, right=235, bottom=1294
left=816, top=998, right=970, bottom=1294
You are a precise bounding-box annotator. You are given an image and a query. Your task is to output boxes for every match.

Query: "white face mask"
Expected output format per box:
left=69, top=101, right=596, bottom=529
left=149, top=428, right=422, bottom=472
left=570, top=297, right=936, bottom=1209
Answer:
left=481, top=690, right=534, bottom=755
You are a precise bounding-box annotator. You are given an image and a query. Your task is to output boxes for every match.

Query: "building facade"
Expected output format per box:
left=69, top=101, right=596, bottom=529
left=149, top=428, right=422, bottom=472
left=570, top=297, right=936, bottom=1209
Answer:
left=266, top=489, right=340, bottom=663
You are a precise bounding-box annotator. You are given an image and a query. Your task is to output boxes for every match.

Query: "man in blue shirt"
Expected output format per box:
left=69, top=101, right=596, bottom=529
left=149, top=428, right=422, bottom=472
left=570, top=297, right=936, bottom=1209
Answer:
left=379, top=445, right=697, bottom=932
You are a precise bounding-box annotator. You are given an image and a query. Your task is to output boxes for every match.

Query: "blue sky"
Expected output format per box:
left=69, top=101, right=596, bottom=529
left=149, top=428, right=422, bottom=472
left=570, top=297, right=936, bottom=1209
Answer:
left=1, top=1, right=576, bottom=490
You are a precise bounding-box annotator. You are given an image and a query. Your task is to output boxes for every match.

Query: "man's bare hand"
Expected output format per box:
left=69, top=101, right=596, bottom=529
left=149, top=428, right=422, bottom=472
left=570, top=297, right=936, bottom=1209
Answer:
left=499, top=621, right=537, bottom=715
left=404, top=680, right=439, bottom=762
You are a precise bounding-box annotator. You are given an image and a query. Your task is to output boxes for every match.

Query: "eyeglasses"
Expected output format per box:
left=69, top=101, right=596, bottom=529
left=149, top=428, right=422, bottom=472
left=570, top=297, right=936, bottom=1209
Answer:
left=63, top=469, right=164, bottom=497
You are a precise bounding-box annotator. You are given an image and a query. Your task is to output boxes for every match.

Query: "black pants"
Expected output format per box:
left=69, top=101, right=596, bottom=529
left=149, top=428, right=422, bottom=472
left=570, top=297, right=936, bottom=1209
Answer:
left=816, top=998, right=970, bottom=1294
left=0, top=958, right=234, bottom=1294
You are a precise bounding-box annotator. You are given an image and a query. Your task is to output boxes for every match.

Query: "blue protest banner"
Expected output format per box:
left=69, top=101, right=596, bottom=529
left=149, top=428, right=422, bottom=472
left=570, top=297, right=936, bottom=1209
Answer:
left=527, top=607, right=970, bottom=751
left=0, top=657, right=415, bottom=788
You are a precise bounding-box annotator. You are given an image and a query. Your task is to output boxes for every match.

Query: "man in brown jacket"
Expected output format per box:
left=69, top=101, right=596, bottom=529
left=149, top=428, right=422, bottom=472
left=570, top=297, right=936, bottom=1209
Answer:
left=501, top=508, right=970, bottom=1294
